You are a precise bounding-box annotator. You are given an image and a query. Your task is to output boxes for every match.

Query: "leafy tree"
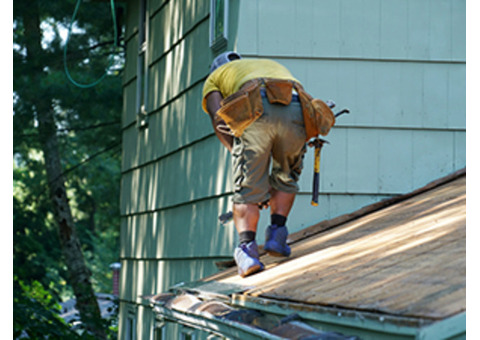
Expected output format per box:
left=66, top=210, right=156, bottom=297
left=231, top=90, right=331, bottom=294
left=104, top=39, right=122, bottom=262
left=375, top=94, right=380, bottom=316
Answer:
left=14, top=0, right=124, bottom=337
left=13, top=278, right=82, bottom=339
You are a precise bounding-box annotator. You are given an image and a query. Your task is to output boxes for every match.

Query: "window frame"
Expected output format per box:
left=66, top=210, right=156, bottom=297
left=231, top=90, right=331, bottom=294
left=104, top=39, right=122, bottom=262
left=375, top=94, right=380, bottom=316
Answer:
left=136, top=0, right=149, bottom=128
left=209, top=0, right=229, bottom=51
left=151, top=318, right=166, bottom=340
left=125, top=306, right=138, bottom=340
left=180, top=326, right=197, bottom=340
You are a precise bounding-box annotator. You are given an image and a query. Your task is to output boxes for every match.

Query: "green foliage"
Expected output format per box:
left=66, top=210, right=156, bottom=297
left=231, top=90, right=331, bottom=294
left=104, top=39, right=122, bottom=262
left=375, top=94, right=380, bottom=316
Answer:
left=14, top=277, right=120, bottom=339
left=14, top=0, right=124, bottom=336
left=14, top=278, right=81, bottom=339
left=13, top=158, right=68, bottom=298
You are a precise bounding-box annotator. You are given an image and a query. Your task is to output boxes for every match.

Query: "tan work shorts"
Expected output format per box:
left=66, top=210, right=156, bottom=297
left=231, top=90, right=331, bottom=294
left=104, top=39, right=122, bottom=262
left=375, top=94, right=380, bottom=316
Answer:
left=232, top=96, right=307, bottom=204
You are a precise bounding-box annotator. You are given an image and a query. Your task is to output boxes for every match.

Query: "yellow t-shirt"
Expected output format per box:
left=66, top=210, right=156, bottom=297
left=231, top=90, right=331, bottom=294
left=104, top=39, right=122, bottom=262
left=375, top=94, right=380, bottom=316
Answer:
left=202, top=58, right=300, bottom=113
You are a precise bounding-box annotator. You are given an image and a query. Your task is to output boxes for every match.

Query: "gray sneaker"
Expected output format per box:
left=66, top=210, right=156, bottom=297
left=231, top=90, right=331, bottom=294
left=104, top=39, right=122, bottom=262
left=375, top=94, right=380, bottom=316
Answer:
left=234, top=241, right=264, bottom=277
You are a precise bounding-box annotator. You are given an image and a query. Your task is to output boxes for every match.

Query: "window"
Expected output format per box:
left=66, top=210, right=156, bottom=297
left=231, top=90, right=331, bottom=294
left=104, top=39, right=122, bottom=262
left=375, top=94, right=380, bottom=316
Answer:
left=152, top=318, right=166, bottom=340
left=180, top=326, right=196, bottom=340
left=125, top=310, right=137, bottom=340
left=154, top=327, right=166, bottom=340
left=209, top=0, right=228, bottom=51
left=136, top=0, right=149, bottom=128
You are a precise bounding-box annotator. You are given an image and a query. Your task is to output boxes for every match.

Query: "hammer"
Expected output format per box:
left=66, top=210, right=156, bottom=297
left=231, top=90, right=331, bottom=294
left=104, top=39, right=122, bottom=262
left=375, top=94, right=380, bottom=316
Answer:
left=308, top=137, right=329, bottom=206
left=308, top=106, right=350, bottom=206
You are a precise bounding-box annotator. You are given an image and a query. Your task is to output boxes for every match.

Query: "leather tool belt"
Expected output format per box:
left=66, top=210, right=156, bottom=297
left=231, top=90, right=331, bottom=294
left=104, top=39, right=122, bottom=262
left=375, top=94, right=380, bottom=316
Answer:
left=216, top=78, right=335, bottom=139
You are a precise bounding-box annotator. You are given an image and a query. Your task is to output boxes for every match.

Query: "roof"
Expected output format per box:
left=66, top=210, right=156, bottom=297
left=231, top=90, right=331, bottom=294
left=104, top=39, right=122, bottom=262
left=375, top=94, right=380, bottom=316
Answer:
left=148, top=168, right=466, bottom=339
left=59, top=293, right=118, bottom=328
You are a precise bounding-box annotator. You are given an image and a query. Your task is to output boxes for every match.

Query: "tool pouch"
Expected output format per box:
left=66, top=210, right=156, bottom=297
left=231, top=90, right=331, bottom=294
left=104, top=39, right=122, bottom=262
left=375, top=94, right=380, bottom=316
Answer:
left=216, top=78, right=335, bottom=139
left=264, top=78, right=293, bottom=105
left=216, top=79, right=264, bottom=137
left=294, top=83, right=336, bottom=140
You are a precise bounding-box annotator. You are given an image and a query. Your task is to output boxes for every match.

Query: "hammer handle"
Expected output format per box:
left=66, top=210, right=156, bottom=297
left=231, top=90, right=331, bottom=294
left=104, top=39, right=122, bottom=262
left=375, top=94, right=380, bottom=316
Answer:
left=311, top=145, right=321, bottom=206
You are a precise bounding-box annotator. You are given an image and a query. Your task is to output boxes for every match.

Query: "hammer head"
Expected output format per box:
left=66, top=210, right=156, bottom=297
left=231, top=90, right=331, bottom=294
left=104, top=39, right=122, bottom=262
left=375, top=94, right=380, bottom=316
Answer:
left=308, top=137, right=330, bottom=148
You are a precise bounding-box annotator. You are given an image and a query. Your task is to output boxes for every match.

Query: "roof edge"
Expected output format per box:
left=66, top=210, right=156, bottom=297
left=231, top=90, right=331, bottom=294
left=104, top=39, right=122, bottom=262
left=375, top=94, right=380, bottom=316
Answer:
left=148, top=292, right=361, bottom=340
left=230, top=295, right=466, bottom=340
left=287, top=167, right=466, bottom=246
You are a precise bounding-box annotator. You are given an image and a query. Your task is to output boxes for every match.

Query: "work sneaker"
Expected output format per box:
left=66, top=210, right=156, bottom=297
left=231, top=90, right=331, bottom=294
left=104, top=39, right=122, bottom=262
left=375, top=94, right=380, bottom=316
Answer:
left=234, top=241, right=264, bottom=277
left=264, top=224, right=291, bottom=257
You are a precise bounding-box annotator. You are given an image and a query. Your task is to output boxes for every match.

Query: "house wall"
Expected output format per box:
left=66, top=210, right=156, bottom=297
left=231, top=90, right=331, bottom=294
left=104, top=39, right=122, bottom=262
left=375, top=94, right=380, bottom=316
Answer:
left=235, top=0, right=466, bottom=235
left=119, top=0, right=465, bottom=338
left=119, top=0, right=239, bottom=338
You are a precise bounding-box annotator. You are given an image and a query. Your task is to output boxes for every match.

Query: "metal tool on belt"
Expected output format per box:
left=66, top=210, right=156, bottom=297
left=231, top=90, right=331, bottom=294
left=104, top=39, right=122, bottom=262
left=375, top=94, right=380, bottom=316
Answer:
left=308, top=104, right=350, bottom=206
left=308, top=137, right=329, bottom=206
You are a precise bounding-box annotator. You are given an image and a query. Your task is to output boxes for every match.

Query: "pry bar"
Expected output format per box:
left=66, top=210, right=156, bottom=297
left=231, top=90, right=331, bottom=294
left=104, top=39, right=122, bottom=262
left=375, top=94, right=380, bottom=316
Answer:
left=335, top=108, right=350, bottom=118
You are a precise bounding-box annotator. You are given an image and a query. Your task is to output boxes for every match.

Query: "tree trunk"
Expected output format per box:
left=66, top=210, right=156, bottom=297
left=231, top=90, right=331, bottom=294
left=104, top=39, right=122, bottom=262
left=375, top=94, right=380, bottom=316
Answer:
left=37, top=109, right=107, bottom=339
left=22, top=2, right=107, bottom=338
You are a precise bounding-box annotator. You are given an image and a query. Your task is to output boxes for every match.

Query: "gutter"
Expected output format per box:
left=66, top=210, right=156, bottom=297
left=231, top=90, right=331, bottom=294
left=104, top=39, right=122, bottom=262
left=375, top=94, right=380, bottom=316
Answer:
left=147, top=292, right=360, bottom=340
left=230, top=294, right=466, bottom=340
left=146, top=284, right=465, bottom=340
left=152, top=303, right=284, bottom=340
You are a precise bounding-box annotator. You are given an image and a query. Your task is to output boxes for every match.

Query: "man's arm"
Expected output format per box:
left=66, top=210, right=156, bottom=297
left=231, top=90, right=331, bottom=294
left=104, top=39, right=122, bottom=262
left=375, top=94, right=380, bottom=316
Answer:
left=205, top=91, right=234, bottom=152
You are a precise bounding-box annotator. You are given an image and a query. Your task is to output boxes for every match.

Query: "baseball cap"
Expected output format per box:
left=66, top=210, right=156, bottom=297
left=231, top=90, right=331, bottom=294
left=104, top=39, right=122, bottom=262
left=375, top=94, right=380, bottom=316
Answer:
left=210, top=51, right=242, bottom=73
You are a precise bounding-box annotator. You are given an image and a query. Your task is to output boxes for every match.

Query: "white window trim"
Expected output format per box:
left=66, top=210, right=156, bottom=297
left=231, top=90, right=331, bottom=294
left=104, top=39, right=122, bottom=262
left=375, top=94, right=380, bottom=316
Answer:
left=209, top=0, right=229, bottom=51
left=125, top=305, right=138, bottom=340
left=136, top=0, right=149, bottom=128
left=180, top=326, right=197, bottom=340
left=151, top=318, right=166, bottom=340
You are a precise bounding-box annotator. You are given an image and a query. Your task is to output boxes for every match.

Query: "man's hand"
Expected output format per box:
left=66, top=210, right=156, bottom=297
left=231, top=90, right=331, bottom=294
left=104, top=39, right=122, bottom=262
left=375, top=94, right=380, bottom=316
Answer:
left=206, top=91, right=233, bottom=152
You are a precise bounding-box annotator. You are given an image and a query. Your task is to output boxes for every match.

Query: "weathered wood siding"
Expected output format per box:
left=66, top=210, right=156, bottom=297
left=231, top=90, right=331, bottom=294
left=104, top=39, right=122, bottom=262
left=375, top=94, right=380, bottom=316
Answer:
left=119, top=0, right=465, bottom=338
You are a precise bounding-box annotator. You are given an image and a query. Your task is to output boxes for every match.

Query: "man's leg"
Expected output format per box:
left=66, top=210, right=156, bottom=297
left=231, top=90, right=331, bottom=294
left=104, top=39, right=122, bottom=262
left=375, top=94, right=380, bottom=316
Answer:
left=265, top=189, right=295, bottom=257
left=232, top=203, right=264, bottom=277
left=264, top=97, right=305, bottom=257
left=230, top=114, right=272, bottom=277
left=269, top=189, right=295, bottom=217
left=233, top=190, right=294, bottom=244
left=233, top=203, right=260, bottom=243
